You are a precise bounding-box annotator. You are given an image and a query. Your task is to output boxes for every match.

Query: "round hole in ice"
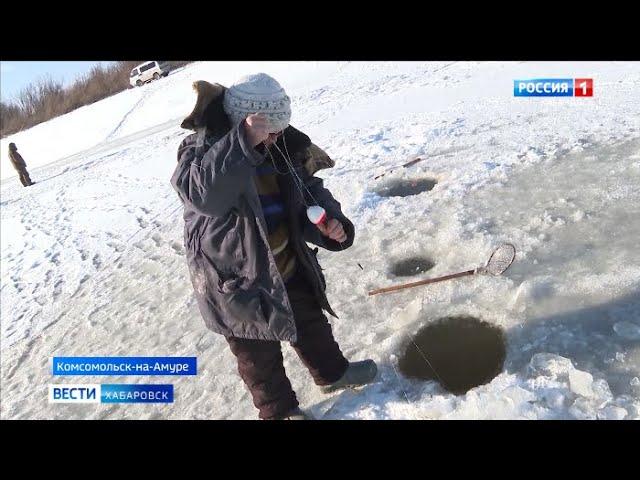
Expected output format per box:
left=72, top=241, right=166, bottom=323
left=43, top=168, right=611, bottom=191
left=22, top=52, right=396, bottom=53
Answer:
left=390, top=257, right=435, bottom=277
left=375, top=178, right=437, bottom=198
left=398, top=315, right=506, bottom=395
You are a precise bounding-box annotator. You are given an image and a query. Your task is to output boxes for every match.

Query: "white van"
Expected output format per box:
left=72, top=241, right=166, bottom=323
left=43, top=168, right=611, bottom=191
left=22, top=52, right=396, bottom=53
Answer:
left=129, top=61, right=171, bottom=87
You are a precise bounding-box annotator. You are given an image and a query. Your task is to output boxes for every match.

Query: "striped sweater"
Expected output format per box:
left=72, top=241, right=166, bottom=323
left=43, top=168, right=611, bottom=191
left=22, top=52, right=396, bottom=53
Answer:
left=254, top=160, right=297, bottom=282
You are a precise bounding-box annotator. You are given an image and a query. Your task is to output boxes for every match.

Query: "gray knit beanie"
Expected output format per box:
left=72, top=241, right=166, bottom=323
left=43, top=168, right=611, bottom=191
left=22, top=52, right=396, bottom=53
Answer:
left=223, top=73, right=291, bottom=133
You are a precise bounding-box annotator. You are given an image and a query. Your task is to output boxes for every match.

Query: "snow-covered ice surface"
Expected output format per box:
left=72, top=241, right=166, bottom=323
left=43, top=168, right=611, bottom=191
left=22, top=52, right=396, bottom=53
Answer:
left=1, top=61, right=639, bottom=419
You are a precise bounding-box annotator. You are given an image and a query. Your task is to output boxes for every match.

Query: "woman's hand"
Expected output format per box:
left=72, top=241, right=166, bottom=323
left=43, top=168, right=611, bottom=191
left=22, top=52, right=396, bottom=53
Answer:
left=244, top=114, right=271, bottom=147
left=316, top=218, right=347, bottom=242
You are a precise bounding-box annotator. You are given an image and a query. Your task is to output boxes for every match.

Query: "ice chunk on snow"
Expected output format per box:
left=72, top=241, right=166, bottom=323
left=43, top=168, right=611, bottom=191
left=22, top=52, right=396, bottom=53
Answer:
left=569, top=370, right=594, bottom=398
left=389, top=297, right=423, bottom=329
left=626, top=404, right=640, bottom=419
left=613, top=321, right=640, bottom=340
left=528, top=353, right=574, bottom=380
left=591, top=379, right=613, bottom=402
left=597, top=406, right=627, bottom=420
left=501, top=385, right=535, bottom=404
left=569, top=397, right=597, bottom=420
left=541, top=388, right=567, bottom=409
left=510, top=279, right=555, bottom=311
left=570, top=210, right=586, bottom=222
left=631, top=377, right=640, bottom=387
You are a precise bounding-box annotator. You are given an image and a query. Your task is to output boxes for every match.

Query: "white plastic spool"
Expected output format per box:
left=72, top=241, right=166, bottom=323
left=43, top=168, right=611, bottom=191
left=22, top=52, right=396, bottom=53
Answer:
left=306, top=205, right=327, bottom=225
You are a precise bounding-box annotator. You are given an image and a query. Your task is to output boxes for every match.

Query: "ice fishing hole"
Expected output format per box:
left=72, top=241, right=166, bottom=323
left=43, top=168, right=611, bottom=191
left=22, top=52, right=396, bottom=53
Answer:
left=375, top=178, right=437, bottom=198
left=398, top=315, right=506, bottom=395
left=390, top=257, right=435, bottom=277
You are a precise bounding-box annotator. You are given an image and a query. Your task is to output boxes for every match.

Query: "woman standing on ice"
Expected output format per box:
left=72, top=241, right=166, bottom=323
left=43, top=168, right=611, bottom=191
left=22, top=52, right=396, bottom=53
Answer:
left=171, top=73, right=377, bottom=420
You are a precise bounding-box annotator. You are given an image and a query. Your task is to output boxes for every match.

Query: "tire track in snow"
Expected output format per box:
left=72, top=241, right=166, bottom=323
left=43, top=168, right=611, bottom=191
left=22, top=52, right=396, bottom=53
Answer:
left=104, top=82, right=157, bottom=141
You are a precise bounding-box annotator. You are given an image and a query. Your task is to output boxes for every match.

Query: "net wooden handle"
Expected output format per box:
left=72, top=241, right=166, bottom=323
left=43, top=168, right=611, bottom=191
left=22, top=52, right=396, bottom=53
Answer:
left=368, top=270, right=476, bottom=296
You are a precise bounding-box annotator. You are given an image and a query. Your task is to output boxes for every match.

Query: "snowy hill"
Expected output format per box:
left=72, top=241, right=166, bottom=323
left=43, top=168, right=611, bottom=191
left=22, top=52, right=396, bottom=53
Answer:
left=1, top=61, right=639, bottom=419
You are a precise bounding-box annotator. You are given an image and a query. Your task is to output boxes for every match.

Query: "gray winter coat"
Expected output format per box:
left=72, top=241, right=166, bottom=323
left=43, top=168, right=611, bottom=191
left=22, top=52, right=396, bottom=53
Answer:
left=171, top=121, right=355, bottom=342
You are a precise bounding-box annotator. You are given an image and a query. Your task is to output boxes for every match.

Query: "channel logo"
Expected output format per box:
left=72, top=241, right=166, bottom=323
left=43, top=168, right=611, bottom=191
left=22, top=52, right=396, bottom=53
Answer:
left=514, top=78, right=593, bottom=97
left=49, top=384, right=174, bottom=403
left=49, top=384, right=100, bottom=403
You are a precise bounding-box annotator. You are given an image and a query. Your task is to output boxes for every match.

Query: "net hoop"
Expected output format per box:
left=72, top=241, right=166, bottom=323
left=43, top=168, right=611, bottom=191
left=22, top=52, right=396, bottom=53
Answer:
left=482, top=243, right=516, bottom=276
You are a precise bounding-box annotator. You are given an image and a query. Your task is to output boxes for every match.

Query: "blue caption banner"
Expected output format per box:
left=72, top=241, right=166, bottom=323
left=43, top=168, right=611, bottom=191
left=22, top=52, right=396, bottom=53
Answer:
left=52, top=357, right=197, bottom=376
left=514, top=78, right=574, bottom=97
left=101, top=384, right=174, bottom=403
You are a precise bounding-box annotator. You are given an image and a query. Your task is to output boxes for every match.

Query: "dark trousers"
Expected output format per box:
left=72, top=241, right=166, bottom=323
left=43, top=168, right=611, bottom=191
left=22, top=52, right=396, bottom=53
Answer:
left=226, top=269, right=348, bottom=419
left=17, top=168, right=33, bottom=187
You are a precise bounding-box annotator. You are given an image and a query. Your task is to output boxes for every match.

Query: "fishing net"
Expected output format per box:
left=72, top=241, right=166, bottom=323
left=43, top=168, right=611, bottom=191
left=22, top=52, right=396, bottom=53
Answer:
left=481, top=243, right=516, bottom=276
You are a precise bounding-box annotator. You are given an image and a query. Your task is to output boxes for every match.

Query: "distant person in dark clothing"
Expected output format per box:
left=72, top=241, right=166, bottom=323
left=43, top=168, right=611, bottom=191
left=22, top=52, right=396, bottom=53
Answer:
left=8, top=143, right=35, bottom=187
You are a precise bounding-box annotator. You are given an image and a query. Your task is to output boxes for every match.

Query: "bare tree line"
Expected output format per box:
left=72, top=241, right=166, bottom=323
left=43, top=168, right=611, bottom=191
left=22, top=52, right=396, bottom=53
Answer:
left=1, top=61, right=192, bottom=138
